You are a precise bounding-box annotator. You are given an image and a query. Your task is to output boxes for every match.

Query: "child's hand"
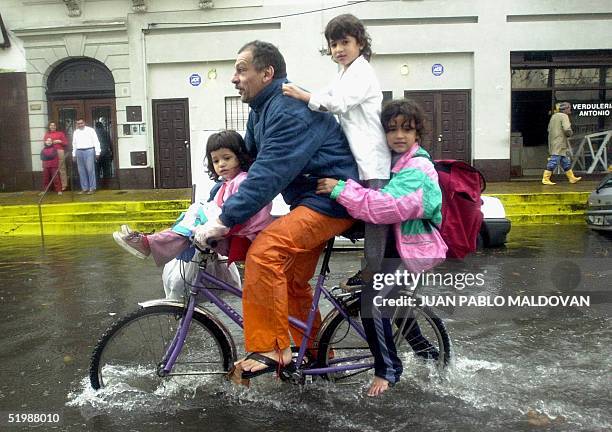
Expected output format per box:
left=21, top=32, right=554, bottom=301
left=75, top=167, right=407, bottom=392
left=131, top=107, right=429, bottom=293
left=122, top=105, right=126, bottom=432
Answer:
left=282, top=84, right=311, bottom=103
left=194, top=218, right=230, bottom=245
left=316, top=178, right=339, bottom=194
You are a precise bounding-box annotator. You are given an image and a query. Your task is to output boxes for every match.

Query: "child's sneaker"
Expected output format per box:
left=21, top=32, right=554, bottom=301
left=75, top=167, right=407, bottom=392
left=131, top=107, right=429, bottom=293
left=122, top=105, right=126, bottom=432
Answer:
left=120, top=224, right=133, bottom=236
left=113, top=231, right=151, bottom=259
left=340, top=270, right=364, bottom=292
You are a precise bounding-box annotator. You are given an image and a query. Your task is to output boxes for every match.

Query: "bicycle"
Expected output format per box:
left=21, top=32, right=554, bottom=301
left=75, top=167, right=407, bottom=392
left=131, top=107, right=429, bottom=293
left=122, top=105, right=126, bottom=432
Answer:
left=89, top=236, right=451, bottom=391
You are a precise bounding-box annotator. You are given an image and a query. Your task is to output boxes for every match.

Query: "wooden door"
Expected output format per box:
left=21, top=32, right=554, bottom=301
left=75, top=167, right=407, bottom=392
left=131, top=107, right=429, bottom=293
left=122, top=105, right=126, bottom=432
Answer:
left=152, top=99, right=192, bottom=189
left=404, top=92, right=435, bottom=155
left=0, top=72, right=30, bottom=191
left=404, top=90, right=471, bottom=162
left=50, top=98, right=118, bottom=187
left=51, top=100, right=84, bottom=149
left=85, top=99, right=118, bottom=186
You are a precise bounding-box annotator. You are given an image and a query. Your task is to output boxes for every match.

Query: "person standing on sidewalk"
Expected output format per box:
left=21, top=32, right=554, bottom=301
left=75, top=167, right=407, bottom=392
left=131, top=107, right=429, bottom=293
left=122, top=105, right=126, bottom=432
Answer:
left=40, top=138, right=62, bottom=195
left=542, top=101, right=581, bottom=185
left=72, top=119, right=101, bottom=194
left=43, top=122, right=68, bottom=191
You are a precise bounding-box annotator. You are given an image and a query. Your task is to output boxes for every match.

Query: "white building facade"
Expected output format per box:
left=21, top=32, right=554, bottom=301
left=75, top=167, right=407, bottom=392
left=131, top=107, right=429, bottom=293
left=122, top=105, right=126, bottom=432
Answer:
left=1, top=0, right=611, bottom=191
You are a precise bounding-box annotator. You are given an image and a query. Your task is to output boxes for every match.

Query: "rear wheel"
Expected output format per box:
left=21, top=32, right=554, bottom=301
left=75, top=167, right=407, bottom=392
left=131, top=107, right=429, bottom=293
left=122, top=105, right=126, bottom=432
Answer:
left=316, top=296, right=450, bottom=382
left=90, top=305, right=234, bottom=391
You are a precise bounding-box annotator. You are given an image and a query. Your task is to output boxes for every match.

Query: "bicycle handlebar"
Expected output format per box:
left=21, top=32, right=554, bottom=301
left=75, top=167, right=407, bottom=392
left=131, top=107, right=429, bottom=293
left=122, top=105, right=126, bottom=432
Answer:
left=192, top=237, right=218, bottom=253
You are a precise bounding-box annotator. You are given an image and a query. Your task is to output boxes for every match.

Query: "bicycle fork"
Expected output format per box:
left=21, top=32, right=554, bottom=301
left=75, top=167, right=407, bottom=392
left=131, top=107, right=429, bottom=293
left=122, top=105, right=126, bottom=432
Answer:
left=157, top=294, right=198, bottom=377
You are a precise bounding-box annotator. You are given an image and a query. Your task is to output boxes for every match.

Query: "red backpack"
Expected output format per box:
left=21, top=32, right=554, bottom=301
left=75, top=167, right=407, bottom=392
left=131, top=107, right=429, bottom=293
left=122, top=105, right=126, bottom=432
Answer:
left=414, top=155, right=486, bottom=258
left=433, top=160, right=486, bottom=259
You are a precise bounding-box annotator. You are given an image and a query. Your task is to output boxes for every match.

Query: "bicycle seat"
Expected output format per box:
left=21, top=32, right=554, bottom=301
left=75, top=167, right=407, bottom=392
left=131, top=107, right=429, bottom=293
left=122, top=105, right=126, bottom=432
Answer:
left=339, top=220, right=364, bottom=242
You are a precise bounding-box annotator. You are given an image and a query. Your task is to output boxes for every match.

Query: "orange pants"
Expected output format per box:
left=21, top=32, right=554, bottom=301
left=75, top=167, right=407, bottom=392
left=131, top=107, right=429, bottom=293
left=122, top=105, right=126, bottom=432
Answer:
left=243, top=206, right=354, bottom=353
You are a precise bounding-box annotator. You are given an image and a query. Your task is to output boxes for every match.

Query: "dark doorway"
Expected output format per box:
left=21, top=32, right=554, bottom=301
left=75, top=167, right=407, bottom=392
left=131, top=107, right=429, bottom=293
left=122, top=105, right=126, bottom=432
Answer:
left=511, top=91, right=552, bottom=147
left=152, top=99, right=192, bottom=189
left=49, top=99, right=118, bottom=189
left=47, top=58, right=118, bottom=189
left=404, top=90, right=471, bottom=161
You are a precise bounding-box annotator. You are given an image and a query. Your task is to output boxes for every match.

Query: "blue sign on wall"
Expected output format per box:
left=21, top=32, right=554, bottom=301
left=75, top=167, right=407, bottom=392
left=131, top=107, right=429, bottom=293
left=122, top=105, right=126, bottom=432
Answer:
left=189, top=73, right=202, bottom=86
left=432, top=64, right=444, bottom=76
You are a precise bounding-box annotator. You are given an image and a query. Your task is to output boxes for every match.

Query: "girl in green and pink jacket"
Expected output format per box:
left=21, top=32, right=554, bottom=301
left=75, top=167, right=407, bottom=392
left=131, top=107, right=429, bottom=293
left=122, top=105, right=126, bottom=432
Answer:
left=317, top=99, right=447, bottom=396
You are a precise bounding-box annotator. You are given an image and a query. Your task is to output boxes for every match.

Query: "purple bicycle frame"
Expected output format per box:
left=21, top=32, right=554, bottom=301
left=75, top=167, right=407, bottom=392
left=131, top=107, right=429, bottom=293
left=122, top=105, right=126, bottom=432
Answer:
left=162, top=238, right=375, bottom=377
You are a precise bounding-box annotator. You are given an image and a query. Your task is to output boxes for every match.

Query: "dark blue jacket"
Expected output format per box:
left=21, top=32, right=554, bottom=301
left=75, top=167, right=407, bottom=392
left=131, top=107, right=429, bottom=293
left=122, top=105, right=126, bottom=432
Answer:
left=220, top=78, right=359, bottom=227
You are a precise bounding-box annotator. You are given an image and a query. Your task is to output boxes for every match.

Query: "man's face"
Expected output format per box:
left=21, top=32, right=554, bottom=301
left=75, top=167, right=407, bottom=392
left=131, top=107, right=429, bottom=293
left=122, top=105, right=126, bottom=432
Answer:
left=76, top=120, right=85, bottom=129
left=231, top=49, right=270, bottom=103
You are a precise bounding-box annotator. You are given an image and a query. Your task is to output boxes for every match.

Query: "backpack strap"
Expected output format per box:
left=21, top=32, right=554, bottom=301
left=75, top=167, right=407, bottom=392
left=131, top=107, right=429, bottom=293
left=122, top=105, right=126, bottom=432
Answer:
left=410, top=153, right=441, bottom=231
left=207, top=181, right=223, bottom=202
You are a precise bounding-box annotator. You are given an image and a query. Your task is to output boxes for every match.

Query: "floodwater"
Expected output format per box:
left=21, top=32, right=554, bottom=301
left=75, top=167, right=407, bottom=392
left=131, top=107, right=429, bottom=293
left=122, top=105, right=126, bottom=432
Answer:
left=0, top=226, right=610, bottom=432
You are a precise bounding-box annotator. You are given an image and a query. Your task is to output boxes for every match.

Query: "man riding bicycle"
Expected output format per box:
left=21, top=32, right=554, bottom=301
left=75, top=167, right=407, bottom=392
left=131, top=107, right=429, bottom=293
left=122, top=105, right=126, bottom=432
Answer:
left=195, top=40, right=358, bottom=378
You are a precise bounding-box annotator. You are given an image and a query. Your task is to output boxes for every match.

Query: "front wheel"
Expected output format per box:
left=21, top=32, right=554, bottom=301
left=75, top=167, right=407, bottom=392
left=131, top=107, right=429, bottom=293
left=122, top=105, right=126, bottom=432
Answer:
left=90, top=304, right=234, bottom=391
left=316, top=297, right=451, bottom=382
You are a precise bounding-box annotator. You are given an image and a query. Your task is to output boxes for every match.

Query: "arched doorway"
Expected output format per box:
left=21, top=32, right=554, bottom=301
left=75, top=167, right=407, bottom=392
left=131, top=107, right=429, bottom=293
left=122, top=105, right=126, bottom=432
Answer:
left=47, top=58, right=118, bottom=189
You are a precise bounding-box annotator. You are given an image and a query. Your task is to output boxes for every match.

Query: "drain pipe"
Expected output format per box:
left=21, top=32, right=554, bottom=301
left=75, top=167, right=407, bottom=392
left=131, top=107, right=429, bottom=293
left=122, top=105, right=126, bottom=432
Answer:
left=141, top=25, right=154, bottom=187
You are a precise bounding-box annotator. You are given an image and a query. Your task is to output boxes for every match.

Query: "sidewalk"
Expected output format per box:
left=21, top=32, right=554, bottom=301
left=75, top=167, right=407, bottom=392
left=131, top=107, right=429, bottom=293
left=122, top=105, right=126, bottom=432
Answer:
left=0, top=188, right=192, bottom=207
left=485, top=178, right=601, bottom=194
left=0, top=179, right=601, bottom=235
left=0, top=179, right=602, bottom=207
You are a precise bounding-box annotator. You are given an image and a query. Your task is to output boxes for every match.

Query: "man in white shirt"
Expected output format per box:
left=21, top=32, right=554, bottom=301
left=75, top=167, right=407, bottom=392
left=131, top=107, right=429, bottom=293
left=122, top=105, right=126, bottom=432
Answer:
left=72, top=119, right=101, bottom=194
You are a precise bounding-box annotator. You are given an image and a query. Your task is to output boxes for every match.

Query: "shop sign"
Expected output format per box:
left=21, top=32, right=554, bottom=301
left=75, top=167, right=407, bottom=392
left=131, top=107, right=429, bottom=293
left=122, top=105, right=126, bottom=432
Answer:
left=572, top=102, right=612, bottom=117
left=189, top=73, right=202, bottom=87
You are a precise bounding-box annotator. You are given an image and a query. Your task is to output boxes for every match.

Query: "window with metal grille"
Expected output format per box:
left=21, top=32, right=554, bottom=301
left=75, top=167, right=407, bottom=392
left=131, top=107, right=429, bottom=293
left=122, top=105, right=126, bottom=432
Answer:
left=382, top=91, right=393, bottom=105
left=225, top=96, right=250, bottom=131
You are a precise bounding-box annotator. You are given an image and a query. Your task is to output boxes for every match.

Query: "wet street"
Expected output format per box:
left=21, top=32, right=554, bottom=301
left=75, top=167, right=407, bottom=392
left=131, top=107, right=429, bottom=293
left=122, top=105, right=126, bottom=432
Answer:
left=0, top=225, right=610, bottom=432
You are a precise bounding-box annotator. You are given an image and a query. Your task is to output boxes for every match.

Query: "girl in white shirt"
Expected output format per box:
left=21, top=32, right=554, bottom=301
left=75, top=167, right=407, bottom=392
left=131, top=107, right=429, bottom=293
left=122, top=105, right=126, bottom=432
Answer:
left=283, top=14, right=393, bottom=396
left=282, top=13, right=390, bottom=181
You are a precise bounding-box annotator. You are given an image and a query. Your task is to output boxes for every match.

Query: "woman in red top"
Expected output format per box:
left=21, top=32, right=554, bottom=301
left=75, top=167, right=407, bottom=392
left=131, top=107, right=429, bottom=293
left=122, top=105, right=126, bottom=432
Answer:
left=43, top=122, right=68, bottom=190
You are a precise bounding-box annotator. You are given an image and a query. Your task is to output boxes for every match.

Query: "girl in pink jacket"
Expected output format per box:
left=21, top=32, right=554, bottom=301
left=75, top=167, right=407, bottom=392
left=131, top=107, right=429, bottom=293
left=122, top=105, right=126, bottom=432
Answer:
left=113, top=130, right=274, bottom=266
left=317, top=99, right=447, bottom=396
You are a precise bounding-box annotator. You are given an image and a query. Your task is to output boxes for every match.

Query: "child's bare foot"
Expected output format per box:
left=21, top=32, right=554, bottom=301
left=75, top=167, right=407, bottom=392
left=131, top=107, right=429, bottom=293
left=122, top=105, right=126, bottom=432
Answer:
left=367, top=376, right=391, bottom=397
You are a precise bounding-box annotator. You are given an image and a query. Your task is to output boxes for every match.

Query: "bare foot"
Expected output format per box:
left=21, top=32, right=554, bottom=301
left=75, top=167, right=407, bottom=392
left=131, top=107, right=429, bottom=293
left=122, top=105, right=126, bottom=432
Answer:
left=238, top=347, right=293, bottom=373
left=367, top=376, right=391, bottom=397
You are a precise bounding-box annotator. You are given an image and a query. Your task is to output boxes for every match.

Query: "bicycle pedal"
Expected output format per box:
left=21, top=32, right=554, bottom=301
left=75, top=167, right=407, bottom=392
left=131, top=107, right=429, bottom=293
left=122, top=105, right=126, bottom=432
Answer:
left=279, top=365, right=303, bottom=385
left=331, top=286, right=360, bottom=299
left=341, top=285, right=363, bottom=294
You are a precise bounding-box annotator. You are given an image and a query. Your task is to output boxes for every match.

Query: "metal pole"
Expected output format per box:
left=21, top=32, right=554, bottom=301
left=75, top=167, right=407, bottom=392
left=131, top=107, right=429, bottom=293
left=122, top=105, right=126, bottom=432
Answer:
left=38, top=202, right=45, bottom=248
left=37, top=158, right=66, bottom=247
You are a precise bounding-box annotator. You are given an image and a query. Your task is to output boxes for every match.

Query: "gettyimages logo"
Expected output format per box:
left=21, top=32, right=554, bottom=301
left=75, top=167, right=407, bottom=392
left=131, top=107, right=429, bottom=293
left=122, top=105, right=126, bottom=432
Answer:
left=363, top=257, right=610, bottom=320
left=372, top=269, right=486, bottom=291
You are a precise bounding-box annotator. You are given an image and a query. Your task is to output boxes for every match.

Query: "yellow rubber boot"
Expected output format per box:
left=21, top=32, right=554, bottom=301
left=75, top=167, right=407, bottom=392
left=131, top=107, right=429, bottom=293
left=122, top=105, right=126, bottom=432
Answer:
left=542, top=170, right=556, bottom=185
left=565, top=169, right=582, bottom=184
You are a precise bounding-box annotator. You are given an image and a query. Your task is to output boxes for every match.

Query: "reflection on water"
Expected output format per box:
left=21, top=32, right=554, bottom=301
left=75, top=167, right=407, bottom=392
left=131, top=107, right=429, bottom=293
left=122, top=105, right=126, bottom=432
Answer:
left=0, top=227, right=610, bottom=431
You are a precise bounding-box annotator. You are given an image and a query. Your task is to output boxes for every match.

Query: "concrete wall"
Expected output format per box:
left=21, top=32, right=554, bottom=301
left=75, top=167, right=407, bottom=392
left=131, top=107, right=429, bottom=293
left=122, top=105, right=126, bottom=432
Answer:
left=1, top=0, right=611, bottom=184
left=0, top=30, right=26, bottom=72
left=14, top=24, right=130, bottom=171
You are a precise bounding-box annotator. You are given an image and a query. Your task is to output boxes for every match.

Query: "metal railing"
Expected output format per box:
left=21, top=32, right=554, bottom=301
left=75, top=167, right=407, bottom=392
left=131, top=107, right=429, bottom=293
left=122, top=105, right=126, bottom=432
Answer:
left=569, top=130, right=612, bottom=173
